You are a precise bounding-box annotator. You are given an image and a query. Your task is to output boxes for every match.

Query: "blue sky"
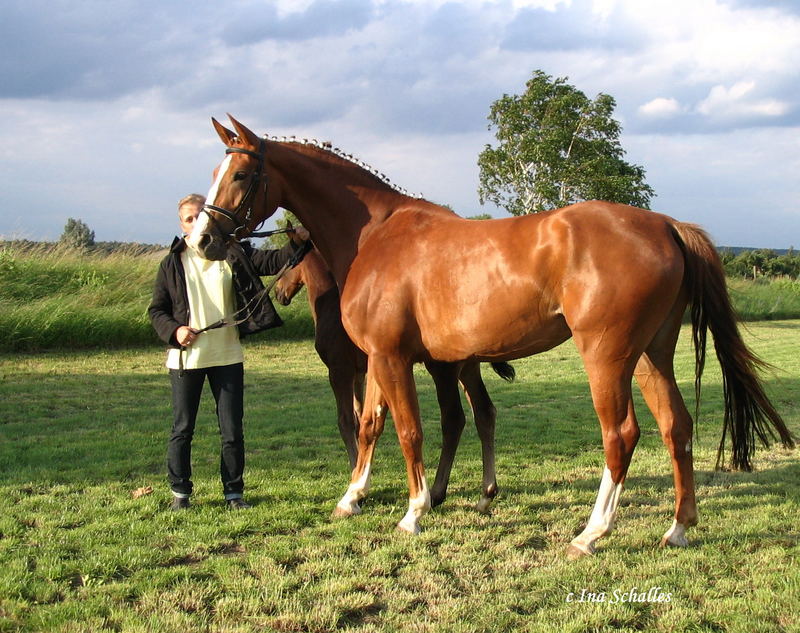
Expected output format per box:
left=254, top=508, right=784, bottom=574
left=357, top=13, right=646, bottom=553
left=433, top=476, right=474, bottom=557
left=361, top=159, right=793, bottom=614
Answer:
left=1, top=0, right=798, bottom=247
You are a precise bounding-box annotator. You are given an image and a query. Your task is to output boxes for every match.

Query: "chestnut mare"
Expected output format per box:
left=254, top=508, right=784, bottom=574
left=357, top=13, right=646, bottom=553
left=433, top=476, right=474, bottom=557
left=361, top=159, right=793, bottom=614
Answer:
left=189, top=116, right=794, bottom=557
left=273, top=244, right=515, bottom=511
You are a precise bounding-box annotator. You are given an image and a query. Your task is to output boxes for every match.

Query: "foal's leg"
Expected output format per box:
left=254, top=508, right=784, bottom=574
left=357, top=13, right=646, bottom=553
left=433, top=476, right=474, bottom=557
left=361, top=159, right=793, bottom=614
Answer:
left=426, top=361, right=466, bottom=508
left=634, top=324, right=698, bottom=548
left=459, top=361, right=499, bottom=514
left=568, top=358, right=641, bottom=558
left=332, top=372, right=387, bottom=517
left=328, top=363, right=360, bottom=471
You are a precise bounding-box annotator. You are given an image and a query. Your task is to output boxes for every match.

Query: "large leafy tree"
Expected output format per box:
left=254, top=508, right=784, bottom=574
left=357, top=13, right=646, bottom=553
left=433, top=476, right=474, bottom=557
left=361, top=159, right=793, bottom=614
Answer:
left=478, top=70, right=654, bottom=215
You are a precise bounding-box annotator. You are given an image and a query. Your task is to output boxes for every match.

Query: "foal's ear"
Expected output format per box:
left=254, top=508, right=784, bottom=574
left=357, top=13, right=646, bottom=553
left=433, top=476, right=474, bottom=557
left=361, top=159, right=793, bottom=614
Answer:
left=227, top=114, right=260, bottom=149
left=212, top=117, right=236, bottom=146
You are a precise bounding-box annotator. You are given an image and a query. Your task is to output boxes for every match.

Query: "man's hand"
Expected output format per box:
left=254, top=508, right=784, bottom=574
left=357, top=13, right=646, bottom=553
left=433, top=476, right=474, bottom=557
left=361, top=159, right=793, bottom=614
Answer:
left=176, top=326, right=199, bottom=346
left=290, top=225, right=310, bottom=245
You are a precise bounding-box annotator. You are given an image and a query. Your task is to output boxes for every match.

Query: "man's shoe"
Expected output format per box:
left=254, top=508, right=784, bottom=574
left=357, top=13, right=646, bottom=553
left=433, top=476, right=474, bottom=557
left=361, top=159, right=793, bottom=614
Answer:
left=226, top=498, right=252, bottom=510
left=171, top=496, right=190, bottom=511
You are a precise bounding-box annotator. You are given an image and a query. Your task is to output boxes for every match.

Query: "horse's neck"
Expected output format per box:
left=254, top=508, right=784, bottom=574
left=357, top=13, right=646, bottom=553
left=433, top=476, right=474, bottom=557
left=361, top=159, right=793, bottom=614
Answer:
left=271, top=142, right=403, bottom=287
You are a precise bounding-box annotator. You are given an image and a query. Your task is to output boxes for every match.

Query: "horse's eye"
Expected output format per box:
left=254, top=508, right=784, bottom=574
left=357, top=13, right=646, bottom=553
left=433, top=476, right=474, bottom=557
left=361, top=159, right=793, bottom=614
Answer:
left=233, top=171, right=247, bottom=182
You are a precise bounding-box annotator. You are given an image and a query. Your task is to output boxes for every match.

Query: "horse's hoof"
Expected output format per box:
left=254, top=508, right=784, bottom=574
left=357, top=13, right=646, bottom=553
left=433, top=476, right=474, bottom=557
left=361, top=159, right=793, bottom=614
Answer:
left=396, top=520, right=421, bottom=536
left=331, top=504, right=360, bottom=519
left=659, top=534, right=689, bottom=549
left=659, top=520, right=689, bottom=548
left=566, top=543, right=593, bottom=560
left=430, top=492, right=445, bottom=508
left=475, top=496, right=493, bottom=515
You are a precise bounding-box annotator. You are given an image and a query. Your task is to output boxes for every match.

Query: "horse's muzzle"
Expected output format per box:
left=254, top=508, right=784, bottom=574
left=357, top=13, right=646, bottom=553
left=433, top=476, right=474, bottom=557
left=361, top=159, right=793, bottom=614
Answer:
left=197, top=233, right=228, bottom=261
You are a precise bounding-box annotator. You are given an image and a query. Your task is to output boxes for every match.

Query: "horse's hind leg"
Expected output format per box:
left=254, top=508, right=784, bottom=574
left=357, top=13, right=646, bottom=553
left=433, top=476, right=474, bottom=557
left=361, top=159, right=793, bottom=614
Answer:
left=459, top=361, right=499, bottom=514
left=426, top=361, right=466, bottom=508
left=634, top=318, right=698, bottom=548
left=568, top=355, right=641, bottom=558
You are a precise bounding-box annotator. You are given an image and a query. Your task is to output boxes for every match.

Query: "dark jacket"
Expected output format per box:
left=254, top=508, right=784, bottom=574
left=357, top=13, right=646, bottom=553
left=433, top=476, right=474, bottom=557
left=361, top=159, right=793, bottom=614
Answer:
left=148, top=237, right=301, bottom=348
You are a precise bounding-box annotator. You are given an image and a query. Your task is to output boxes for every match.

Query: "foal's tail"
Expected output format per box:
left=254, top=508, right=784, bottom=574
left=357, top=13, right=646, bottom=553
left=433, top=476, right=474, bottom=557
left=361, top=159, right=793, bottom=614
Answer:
left=490, top=362, right=516, bottom=382
left=672, top=222, right=795, bottom=471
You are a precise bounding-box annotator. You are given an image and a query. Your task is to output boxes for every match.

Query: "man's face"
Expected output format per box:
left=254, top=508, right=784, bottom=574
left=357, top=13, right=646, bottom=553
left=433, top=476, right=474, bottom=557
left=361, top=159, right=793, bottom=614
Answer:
left=178, top=203, right=202, bottom=236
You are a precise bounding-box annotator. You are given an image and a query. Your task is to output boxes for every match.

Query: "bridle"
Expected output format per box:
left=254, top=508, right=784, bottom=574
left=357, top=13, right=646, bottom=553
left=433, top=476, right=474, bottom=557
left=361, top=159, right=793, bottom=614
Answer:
left=202, top=138, right=290, bottom=241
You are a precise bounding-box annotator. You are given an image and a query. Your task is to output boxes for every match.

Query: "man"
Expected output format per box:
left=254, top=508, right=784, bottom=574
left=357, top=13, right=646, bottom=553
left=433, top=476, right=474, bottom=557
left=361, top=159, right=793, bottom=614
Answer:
left=148, top=194, right=310, bottom=510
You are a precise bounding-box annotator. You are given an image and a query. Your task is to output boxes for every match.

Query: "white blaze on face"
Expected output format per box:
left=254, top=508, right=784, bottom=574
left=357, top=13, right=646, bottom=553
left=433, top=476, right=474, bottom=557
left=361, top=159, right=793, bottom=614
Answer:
left=185, top=155, right=232, bottom=250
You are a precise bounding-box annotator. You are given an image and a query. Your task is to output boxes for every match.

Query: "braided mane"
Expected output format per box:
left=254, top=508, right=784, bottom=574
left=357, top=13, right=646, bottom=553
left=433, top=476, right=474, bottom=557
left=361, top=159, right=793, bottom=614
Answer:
left=262, top=135, right=424, bottom=199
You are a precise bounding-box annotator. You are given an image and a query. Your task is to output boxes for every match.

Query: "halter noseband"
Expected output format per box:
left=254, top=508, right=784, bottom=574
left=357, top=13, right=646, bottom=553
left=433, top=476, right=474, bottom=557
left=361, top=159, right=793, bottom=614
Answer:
left=202, top=139, right=268, bottom=240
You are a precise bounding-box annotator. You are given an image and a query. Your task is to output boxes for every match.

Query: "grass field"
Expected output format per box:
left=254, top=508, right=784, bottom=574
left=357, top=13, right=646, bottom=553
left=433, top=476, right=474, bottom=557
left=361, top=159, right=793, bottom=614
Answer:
left=1, top=322, right=798, bottom=632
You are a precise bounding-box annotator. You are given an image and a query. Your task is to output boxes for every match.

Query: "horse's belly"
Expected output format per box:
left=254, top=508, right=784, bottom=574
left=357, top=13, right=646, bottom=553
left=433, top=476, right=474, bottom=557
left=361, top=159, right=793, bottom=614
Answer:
left=419, top=304, right=571, bottom=363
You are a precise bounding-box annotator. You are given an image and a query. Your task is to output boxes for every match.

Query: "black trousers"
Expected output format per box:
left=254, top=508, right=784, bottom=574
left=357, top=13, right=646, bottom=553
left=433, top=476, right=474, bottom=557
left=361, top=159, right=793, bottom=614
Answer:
left=167, top=363, right=245, bottom=499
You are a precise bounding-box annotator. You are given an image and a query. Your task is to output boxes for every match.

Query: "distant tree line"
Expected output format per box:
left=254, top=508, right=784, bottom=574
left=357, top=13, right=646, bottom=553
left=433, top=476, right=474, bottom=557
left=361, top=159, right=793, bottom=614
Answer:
left=720, top=248, right=800, bottom=279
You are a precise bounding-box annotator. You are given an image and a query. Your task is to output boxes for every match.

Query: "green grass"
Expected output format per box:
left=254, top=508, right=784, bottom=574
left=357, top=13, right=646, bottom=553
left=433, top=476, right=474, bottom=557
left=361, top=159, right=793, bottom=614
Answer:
left=0, top=246, right=313, bottom=352
left=1, top=322, right=798, bottom=632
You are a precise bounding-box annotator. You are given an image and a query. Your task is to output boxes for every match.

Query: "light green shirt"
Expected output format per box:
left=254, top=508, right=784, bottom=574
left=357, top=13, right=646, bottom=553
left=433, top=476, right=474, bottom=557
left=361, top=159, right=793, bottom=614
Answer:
left=166, top=246, right=244, bottom=370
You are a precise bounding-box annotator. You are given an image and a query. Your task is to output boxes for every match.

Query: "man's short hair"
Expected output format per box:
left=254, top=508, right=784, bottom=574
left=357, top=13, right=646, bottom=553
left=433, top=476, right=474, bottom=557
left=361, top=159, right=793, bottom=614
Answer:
left=178, top=193, right=206, bottom=211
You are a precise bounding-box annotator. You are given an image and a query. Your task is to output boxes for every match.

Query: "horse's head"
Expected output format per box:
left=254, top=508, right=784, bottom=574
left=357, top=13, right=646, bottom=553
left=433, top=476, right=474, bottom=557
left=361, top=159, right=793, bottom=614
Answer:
left=186, top=115, right=280, bottom=260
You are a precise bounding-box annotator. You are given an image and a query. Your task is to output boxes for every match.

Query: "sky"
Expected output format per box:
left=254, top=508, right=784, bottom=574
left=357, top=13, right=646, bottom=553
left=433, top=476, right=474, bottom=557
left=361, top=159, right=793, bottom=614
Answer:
left=1, top=0, right=799, bottom=248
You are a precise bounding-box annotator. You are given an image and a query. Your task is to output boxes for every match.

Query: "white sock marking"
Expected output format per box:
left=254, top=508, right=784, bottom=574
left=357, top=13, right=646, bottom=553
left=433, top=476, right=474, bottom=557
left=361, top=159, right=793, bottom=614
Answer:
left=569, top=466, right=624, bottom=555
left=662, top=519, right=689, bottom=547
left=397, top=477, right=431, bottom=535
left=336, top=462, right=372, bottom=515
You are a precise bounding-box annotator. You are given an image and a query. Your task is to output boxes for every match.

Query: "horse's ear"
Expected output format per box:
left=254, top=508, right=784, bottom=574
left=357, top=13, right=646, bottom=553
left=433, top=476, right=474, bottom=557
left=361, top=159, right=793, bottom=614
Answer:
left=227, top=114, right=260, bottom=149
left=212, top=117, right=236, bottom=146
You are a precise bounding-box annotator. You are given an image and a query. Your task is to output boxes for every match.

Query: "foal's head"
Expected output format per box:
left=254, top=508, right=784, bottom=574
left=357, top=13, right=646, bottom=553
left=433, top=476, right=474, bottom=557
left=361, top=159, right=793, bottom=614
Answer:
left=273, top=264, right=305, bottom=307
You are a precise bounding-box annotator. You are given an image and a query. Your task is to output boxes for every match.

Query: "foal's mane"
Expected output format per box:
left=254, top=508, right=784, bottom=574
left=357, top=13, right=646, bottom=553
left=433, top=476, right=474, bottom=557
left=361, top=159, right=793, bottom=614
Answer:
left=263, top=135, right=424, bottom=200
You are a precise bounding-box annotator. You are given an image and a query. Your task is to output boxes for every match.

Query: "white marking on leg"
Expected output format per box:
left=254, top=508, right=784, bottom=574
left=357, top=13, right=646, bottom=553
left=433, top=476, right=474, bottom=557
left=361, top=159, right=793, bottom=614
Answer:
left=686, top=440, right=693, bottom=453
left=375, top=404, right=383, bottom=418
left=569, top=466, right=624, bottom=556
left=397, top=477, right=431, bottom=535
left=336, top=462, right=371, bottom=516
left=661, top=519, right=689, bottom=548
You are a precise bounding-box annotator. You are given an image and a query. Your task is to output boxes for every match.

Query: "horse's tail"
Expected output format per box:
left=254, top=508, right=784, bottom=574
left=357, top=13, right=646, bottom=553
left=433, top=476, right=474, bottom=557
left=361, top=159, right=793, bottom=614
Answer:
left=490, top=362, right=516, bottom=382
left=671, top=221, right=795, bottom=471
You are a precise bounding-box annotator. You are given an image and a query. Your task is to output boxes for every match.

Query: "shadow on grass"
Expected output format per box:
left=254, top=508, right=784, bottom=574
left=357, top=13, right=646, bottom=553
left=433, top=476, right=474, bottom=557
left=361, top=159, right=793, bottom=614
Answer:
left=1, top=361, right=797, bottom=535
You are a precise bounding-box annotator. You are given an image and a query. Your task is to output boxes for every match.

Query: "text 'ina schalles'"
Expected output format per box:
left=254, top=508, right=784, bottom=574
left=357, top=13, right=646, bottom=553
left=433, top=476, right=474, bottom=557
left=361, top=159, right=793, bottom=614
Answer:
left=566, top=586, right=673, bottom=604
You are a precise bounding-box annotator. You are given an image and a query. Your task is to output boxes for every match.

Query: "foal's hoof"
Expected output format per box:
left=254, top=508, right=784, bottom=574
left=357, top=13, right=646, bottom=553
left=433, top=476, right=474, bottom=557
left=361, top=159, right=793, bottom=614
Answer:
left=566, top=543, right=593, bottom=560
left=475, top=496, right=493, bottom=515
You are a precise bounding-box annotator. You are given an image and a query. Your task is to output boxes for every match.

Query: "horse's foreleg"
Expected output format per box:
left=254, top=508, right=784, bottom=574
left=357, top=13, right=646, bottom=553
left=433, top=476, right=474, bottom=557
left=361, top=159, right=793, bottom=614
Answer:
left=332, top=372, right=386, bottom=518
left=426, top=362, right=466, bottom=508
left=635, top=353, right=698, bottom=548
left=568, top=363, right=640, bottom=558
left=459, top=361, right=499, bottom=514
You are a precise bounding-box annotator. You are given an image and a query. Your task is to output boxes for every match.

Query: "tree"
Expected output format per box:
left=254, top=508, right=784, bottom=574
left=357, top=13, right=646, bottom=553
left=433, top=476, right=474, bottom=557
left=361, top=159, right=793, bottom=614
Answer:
left=59, top=218, right=95, bottom=250
left=478, top=70, right=654, bottom=215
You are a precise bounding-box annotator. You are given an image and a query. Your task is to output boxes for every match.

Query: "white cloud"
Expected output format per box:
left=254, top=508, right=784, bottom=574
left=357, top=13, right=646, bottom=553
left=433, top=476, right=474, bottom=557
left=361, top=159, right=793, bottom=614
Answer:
left=696, top=80, right=789, bottom=118
left=639, top=97, right=682, bottom=118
